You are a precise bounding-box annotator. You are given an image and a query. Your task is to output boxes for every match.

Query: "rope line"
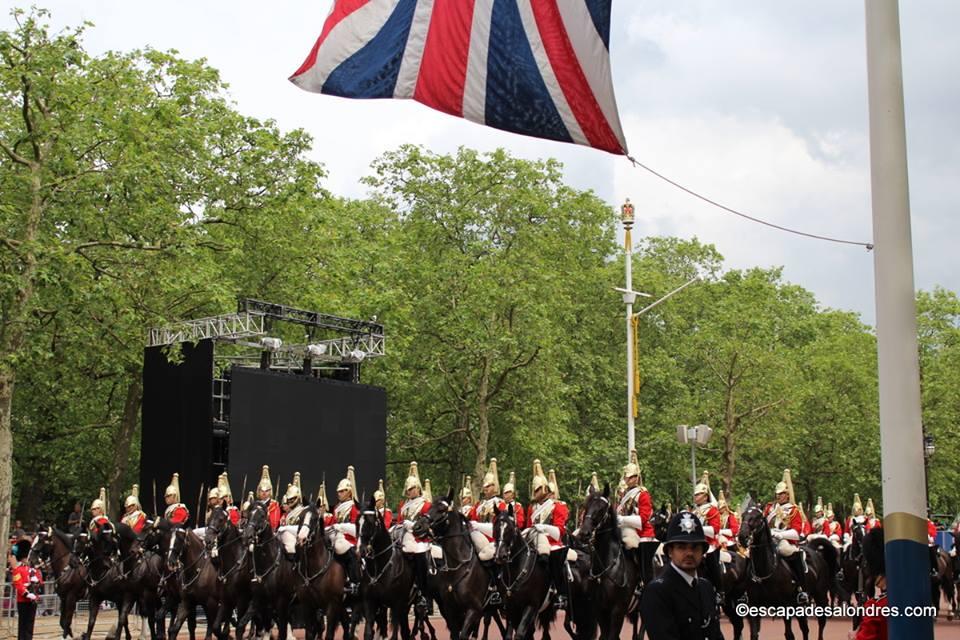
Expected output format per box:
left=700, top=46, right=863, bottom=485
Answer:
left=625, top=154, right=874, bottom=250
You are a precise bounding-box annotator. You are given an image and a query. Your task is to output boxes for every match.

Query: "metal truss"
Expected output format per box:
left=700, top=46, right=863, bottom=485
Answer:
left=147, top=312, right=265, bottom=348
left=238, top=298, right=384, bottom=337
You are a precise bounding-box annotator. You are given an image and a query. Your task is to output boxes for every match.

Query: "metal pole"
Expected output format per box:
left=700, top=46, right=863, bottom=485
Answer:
left=690, top=439, right=697, bottom=498
left=865, top=2, right=932, bottom=637
left=622, top=200, right=636, bottom=458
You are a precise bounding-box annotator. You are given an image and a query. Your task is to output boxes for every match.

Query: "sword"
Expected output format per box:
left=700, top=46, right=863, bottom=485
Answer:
left=240, top=474, right=248, bottom=506
left=152, top=479, right=159, bottom=519
left=196, top=483, right=205, bottom=527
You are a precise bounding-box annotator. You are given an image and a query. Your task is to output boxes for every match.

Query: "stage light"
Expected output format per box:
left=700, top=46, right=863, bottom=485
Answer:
left=343, top=349, right=366, bottom=363
left=260, top=337, right=282, bottom=352
left=306, top=344, right=328, bottom=358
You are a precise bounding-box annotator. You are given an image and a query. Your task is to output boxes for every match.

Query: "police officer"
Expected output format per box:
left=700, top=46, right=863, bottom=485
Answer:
left=640, top=511, right=724, bottom=640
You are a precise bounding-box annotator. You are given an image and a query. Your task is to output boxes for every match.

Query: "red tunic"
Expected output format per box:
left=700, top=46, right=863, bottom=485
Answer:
left=89, top=514, right=112, bottom=534
left=379, top=507, right=393, bottom=529
left=398, top=498, right=432, bottom=543
left=266, top=499, right=282, bottom=530
left=764, top=502, right=804, bottom=546
left=855, top=594, right=888, bottom=640
left=226, top=505, right=241, bottom=527
left=928, top=520, right=937, bottom=542
left=165, top=503, right=189, bottom=526
left=722, top=512, right=740, bottom=537
left=827, top=520, right=843, bottom=537
left=506, top=500, right=526, bottom=529
left=526, top=499, right=569, bottom=545
left=12, top=564, right=43, bottom=603
left=334, top=501, right=360, bottom=544
left=122, top=511, right=147, bottom=534
left=697, top=503, right=721, bottom=548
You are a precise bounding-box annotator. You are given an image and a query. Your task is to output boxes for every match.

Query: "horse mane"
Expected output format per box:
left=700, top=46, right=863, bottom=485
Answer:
left=115, top=522, right=137, bottom=544
left=53, top=527, right=74, bottom=547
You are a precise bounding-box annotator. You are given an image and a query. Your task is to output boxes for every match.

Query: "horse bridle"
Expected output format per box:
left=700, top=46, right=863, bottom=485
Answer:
left=740, top=506, right=778, bottom=583
left=494, top=512, right=537, bottom=593
left=245, top=504, right=283, bottom=583
left=359, top=509, right=399, bottom=584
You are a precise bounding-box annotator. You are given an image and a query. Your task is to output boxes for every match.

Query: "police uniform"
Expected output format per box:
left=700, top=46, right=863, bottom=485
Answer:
left=640, top=512, right=724, bottom=640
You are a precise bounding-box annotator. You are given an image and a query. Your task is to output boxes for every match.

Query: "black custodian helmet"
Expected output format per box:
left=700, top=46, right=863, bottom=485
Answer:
left=664, top=511, right=708, bottom=551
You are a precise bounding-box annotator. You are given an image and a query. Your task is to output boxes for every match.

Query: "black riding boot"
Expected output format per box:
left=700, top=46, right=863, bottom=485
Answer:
left=638, top=541, right=658, bottom=590
left=930, top=546, right=940, bottom=578
left=785, top=552, right=809, bottom=604
left=548, top=548, right=571, bottom=610
left=411, top=552, right=433, bottom=614
left=337, top=552, right=360, bottom=595
left=481, top=560, right=502, bottom=606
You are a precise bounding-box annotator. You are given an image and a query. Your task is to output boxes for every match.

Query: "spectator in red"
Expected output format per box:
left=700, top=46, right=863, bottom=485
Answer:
left=11, top=542, right=43, bottom=640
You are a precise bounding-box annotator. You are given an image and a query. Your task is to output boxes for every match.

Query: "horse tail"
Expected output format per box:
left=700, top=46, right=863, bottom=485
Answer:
left=807, top=538, right=845, bottom=602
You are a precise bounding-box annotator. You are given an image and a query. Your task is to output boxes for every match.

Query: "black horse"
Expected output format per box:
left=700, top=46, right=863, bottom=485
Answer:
left=839, top=520, right=868, bottom=628
left=738, top=505, right=841, bottom=640
left=79, top=523, right=138, bottom=640
left=164, top=525, right=221, bottom=640
left=204, top=504, right=253, bottom=640
left=241, top=500, right=300, bottom=640
left=144, top=520, right=197, bottom=640
left=358, top=496, right=418, bottom=640
left=29, top=527, right=88, bottom=640
left=493, top=503, right=553, bottom=640
left=294, top=502, right=352, bottom=640
left=574, top=485, right=641, bottom=640
left=413, top=489, right=493, bottom=640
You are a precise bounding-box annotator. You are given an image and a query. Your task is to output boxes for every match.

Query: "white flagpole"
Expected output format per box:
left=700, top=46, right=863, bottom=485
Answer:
left=864, top=2, right=933, bottom=637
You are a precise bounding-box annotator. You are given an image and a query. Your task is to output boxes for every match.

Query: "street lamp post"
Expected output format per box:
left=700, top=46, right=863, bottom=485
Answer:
left=677, top=424, right=713, bottom=496
left=923, top=433, right=935, bottom=513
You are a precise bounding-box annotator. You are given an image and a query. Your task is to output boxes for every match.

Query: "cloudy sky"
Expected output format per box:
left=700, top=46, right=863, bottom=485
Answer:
left=8, top=1, right=958, bottom=323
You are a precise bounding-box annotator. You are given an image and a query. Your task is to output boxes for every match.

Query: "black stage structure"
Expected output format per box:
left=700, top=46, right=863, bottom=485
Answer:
left=140, top=299, right=386, bottom=522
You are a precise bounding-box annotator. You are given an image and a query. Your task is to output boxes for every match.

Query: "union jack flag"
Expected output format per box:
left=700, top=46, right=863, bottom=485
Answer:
left=290, top=0, right=627, bottom=155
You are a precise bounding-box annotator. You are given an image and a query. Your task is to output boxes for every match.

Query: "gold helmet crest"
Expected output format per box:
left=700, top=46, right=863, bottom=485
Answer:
left=317, top=480, right=330, bottom=512
left=124, top=484, right=141, bottom=509
left=374, top=479, right=386, bottom=504
left=423, top=478, right=433, bottom=503
left=623, top=448, right=640, bottom=480
left=92, top=487, right=107, bottom=513
left=165, top=473, right=181, bottom=501
left=460, top=475, right=473, bottom=501
left=257, top=465, right=273, bottom=497
left=404, top=462, right=422, bottom=493
left=218, top=473, right=234, bottom=503
left=531, top=459, right=549, bottom=497
left=503, top=471, right=517, bottom=496
left=548, top=469, right=560, bottom=499
left=814, top=496, right=824, bottom=517
left=337, top=465, right=356, bottom=497
left=482, top=458, right=500, bottom=494
left=851, top=493, right=864, bottom=516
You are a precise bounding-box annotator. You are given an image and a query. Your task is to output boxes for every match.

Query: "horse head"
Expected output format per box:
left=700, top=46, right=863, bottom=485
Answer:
left=241, top=500, right=271, bottom=549
left=574, top=483, right=612, bottom=545
left=141, top=518, right=166, bottom=552
left=205, top=501, right=231, bottom=559
left=737, top=503, right=767, bottom=549
left=28, top=527, right=53, bottom=569
left=493, top=502, right=519, bottom=565
left=649, top=504, right=671, bottom=542
left=166, top=526, right=188, bottom=572
left=414, top=488, right=455, bottom=540
left=359, top=495, right=386, bottom=560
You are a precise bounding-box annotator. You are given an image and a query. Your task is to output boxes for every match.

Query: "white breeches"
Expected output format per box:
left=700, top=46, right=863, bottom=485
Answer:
left=278, top=526, right=299, bottom=554
left=777, top=539, right=798, bottom=557
left=470, top=530, right=495, bottom=561
left=401, top=530, right=431, bottom=554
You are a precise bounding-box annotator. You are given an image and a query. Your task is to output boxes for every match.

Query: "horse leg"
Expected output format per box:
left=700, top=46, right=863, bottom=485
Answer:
left=797, top=614, right=810, bottom=640
left=83, top=595, right=103, bottom=640
left=515, top=606, right=537, bottom=640
left=167, top=599, right=192, bottom=640
left=61, top=592, right=76, bottom=640
left=117, top=595, right=135, bottom=640
left=748, top=615, right=761, bottom=640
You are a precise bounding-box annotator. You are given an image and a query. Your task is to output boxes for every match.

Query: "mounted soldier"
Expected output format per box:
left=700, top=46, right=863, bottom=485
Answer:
left=762, top=468, right=808, bottom=604
left=256, top=465, right=282, bottom=529
left=459, top=475, right=474, bottom=517
left=844, top=493, right=867, bottom=546
left=374, top=479, right=392, bottom=528
left=121, top=485, right=147, bottom=534
left=502, top=471, right=525, bottom=529
left=89, top=487, right=113, bottom=534
left=824, top=502, right=843, bottom=547
left=204, top=487, right=220, bottom=525
left=864, top=499, right=880, bottom=532
left=331, top=465, right=361, bottom=594
left=692, top=471, right=723, bottom=595
left=398, top=461, right=432, bottom=610
left=810, top=497, right=827, bottom=536
left=163, top=473, right=189, bottom=526
left=717, top=490, right=739, bottom=548
left=616, top=449, right=657, bottom=587
left=218, top=473, right=241, bottom=526
left=468, top=458, right=503, bottom=561
left=526, top=460, right=571, bottom=609
left=279, top=471, right=307, bottom=560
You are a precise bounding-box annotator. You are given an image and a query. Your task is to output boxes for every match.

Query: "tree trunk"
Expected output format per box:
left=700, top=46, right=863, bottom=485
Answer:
left=0, top=372, right=15, bottom=561
left=107, top=373, right=143, bottom=517
left=720, top=378, right=737, bottom=497
left=472, top=356, right=492, bottom=497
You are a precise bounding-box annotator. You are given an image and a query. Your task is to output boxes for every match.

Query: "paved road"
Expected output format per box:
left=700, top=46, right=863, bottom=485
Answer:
left=19, top=611, right=960, bottom=640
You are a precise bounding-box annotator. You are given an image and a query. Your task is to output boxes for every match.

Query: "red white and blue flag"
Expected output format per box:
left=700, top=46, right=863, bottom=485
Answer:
left=290, top=0, right=627, bottom=155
